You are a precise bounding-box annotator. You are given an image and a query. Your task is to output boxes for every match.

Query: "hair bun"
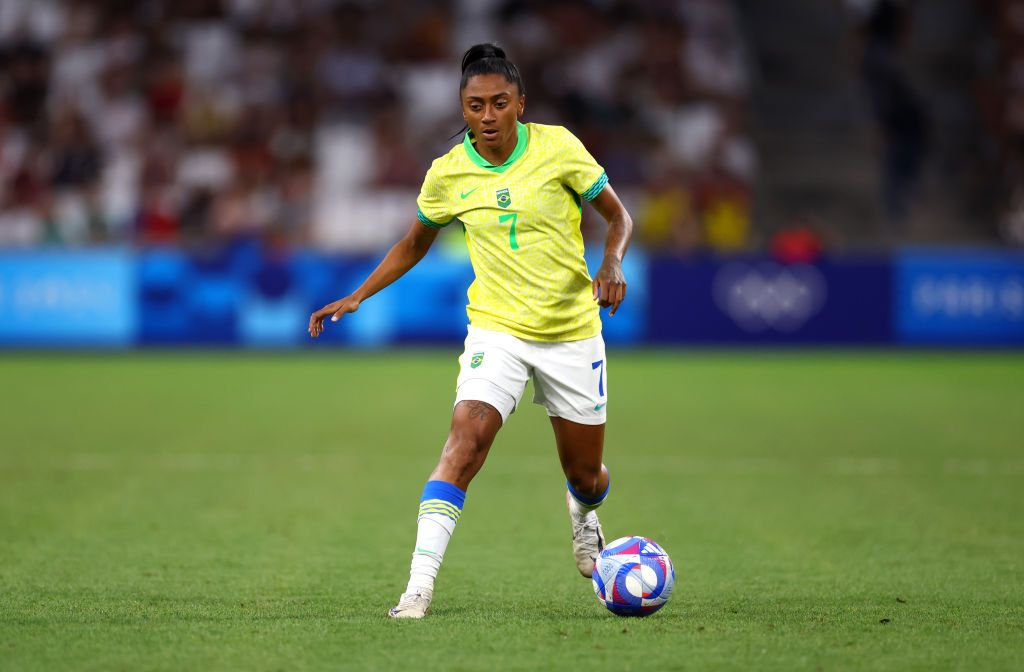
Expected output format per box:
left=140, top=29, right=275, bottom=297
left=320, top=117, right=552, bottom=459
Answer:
left=461, top=43, right=506, bottom=73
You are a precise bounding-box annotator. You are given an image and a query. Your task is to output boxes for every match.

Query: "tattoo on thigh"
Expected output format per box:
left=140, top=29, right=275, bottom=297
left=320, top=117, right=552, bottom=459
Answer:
left=467, top=401, right=491, bottom=420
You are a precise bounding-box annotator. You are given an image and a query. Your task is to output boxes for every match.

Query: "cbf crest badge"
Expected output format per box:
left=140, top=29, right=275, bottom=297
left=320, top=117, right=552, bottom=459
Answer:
left=471, top=352, right=485, bottom=368
left=495, top=188, right=511, bottom=208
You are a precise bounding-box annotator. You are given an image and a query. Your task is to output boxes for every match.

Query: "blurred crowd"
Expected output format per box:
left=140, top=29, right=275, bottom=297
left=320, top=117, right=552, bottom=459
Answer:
left=5, top=0, right=1017, bottom=253
left=0, top=0, right=322, bottom=249
left=0, top=0, right=755, bottom=252
left=977, top=0, right=1024, bottom=244
left=491, top=0, right=754, bottom=252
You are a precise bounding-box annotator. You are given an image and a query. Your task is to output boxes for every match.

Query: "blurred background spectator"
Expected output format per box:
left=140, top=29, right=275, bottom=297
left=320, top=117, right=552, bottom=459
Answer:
left=0, top=0, right=1018, bottom=253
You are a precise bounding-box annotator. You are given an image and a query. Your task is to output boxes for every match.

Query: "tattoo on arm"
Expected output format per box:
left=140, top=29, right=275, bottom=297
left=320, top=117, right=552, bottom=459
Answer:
left=467, top=401, right=492, bottom=420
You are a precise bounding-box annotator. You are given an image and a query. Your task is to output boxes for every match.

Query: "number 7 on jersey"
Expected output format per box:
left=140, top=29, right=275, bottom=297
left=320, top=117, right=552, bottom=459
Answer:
left=498, top=213, right=519, bottom=250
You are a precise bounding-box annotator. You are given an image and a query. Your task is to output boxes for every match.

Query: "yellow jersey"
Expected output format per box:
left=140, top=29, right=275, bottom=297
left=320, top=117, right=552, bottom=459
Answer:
left=416, top=122, right=608, bottom=342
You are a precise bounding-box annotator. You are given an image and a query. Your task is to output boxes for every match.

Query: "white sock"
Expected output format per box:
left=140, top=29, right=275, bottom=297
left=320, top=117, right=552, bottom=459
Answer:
left=568, top=494, right=599, bottom=523
left=404, top=480, right=465, bottom=595
left=406, top=514, right=456, bottom=594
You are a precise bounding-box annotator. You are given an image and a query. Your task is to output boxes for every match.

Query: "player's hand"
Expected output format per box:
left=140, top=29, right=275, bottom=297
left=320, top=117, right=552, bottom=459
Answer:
left=592, top=258, right=627, bottom=316
left=308, top=296, right=361, bottom=338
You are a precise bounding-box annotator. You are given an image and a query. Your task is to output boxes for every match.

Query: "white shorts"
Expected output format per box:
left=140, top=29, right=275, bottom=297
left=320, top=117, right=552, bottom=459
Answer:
left=454, top=325, right=608, bottom=426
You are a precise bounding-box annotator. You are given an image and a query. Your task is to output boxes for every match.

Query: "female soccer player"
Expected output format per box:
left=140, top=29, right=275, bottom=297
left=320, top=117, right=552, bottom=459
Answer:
left=308, top=43, right=633, bottom=619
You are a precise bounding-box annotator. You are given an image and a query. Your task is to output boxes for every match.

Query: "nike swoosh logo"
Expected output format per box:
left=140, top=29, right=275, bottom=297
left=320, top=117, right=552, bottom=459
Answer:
left=594, top=403, right=606, bottom=411
left=460, top=187, right=479, bottom=199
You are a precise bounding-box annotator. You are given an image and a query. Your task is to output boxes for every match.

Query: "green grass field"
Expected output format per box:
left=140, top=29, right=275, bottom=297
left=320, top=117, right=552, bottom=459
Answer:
left=1, top=351, right=1022, bottom=671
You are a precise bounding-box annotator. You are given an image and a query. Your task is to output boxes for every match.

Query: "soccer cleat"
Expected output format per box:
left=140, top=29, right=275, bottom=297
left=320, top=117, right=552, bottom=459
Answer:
left=567, top=490, right=606, bottom=578
left=388, top=589, right=432, bottom=619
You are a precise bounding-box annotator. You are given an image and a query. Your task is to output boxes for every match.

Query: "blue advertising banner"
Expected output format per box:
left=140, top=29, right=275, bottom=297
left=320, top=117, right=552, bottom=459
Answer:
left=4, top=246, right=1022, bottom=348
left=647, top=255, right=893, bottom=344
left=135, top=242, right=648, bottom=347
left=0, top=249, right=136, bottom=346
left=895, top=250, right=1024, bottom=344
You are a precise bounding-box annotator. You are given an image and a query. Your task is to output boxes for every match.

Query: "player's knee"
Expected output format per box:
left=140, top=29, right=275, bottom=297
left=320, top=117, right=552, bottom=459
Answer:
left=441, top=434, right=486, bottom=467
left=433, top=433, right=488, bottom=487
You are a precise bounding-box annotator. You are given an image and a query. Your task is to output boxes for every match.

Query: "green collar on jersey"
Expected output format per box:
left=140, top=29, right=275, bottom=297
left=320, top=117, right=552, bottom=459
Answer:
left=463, top=122, right=529, bottom=173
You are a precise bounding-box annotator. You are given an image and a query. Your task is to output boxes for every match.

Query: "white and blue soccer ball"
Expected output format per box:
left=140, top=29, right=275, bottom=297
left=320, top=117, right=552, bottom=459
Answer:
left=592, top=536, right=675, bottom=616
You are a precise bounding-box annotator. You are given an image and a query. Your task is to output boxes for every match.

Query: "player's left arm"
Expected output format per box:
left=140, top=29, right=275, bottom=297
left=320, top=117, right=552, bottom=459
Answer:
left=589, top=184, right=633, bottom=316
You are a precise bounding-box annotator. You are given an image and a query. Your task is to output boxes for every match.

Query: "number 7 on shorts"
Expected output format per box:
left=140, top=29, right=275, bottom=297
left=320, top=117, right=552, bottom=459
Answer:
left=591, top=359, right=604, bottom=396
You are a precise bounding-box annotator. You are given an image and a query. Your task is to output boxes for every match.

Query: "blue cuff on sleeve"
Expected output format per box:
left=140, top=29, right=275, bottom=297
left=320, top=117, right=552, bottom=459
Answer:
left=417, top=209, right=450, bottom=229
left=581, top=172, right=608, bottom=201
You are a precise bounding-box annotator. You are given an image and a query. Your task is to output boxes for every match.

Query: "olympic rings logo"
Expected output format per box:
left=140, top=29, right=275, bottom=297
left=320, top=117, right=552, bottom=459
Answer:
left=712, top=262, right=827, bottom=333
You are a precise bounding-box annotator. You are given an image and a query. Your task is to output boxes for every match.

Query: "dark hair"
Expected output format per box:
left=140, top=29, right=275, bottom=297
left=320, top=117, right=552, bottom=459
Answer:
left=459, top=43, right=525, bottom=95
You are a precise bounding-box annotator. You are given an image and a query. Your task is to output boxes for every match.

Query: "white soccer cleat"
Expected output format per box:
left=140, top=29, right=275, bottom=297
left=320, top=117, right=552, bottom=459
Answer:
left=567, top=490, right=606, bottom=578
left=388, top=589, right=432, bottom=619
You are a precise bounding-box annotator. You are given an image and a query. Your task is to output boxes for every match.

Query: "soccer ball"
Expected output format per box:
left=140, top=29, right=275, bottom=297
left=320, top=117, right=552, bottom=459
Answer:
left=592, top=536, right=675, bottom=616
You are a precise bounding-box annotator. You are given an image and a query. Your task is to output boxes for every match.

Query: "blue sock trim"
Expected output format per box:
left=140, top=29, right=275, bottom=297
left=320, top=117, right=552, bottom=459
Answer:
left=567, top=477, right=610, bottom=507
left=421, top=480, right=466, bottom=509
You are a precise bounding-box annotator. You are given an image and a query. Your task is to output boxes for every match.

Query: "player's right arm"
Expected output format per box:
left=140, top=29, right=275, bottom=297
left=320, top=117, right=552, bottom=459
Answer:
left=307, top=220, right=440, bottom=338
